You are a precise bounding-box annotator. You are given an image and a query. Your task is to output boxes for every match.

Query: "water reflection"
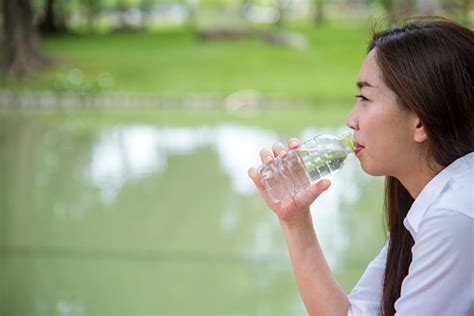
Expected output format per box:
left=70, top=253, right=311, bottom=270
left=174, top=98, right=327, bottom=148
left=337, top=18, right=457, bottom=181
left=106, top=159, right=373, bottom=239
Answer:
left=0, top=119, right=384, bottom=316
left=88, top=124, right=366, bottom=270
left=55, top=300, right=85, bottom=316
left=89, top=124, right=278, bottom=204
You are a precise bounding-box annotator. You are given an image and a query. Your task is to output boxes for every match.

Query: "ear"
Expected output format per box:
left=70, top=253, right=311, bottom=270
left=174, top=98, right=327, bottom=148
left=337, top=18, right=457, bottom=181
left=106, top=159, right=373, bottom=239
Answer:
left=412, top=116, right=428, bottom=143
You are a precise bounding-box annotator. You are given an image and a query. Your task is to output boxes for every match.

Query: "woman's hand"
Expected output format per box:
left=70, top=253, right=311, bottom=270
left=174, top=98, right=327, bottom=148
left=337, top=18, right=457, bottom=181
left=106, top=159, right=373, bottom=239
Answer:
left=248, top=138, right=332, bottom=223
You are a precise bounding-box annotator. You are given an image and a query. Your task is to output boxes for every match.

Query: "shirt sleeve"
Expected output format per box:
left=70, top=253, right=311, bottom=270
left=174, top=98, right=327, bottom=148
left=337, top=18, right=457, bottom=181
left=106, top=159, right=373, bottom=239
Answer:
left=394, top=208, right=474, bottom=315
left=347, top=240, right=388, bottom=316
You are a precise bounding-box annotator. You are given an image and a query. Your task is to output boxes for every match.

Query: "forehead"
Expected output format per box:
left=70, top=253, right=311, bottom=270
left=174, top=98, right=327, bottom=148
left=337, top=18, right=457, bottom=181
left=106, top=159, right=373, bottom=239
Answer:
left=358, top=49, right=383, bottom=88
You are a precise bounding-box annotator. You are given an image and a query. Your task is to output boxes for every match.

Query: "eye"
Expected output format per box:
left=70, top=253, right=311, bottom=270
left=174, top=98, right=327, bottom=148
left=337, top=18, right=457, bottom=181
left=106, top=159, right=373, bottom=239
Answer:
left=355, top=94, right=369, bottom=101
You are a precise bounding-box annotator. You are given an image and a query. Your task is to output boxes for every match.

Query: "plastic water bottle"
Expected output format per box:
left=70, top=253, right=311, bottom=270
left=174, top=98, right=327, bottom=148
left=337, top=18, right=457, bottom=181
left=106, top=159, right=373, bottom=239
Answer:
left=258, top=132, right=355, bottom=203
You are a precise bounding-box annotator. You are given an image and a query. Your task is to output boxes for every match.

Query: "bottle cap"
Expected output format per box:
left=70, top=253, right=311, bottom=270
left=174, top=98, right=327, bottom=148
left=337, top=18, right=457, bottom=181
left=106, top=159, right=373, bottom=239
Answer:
left=344, top=132, right=356, bottom=153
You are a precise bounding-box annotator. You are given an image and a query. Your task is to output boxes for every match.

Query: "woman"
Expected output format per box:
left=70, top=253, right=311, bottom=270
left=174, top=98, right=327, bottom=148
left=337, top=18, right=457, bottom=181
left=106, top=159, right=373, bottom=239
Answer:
left=248, top=17, right=473, bottom=316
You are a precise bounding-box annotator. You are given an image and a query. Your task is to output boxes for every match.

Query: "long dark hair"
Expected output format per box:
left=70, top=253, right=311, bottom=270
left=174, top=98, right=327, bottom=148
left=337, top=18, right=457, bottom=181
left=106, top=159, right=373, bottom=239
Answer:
left=368, top=17, right=474, bottom=315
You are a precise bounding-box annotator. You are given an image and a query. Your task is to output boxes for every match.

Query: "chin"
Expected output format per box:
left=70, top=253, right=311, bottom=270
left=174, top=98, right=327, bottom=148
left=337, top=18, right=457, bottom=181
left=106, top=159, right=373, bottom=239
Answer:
left=360, top=162, right=386, bottom=177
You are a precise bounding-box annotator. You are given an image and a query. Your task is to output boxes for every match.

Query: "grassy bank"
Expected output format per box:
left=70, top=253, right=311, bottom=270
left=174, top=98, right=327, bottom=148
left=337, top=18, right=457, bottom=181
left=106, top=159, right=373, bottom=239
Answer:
left=0, top=103, right=353, bottom=135
left=2, top=23, right=369, bottom=104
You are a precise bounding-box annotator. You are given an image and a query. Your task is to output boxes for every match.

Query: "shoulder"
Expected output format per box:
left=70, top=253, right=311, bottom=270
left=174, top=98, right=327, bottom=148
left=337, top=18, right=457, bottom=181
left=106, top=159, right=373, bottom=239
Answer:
left=416, top=206, right=472, bottom=260
left=417, top=167, right=473, bottom=235
left=435, top=168, right=474, bottom=218
left=416, top=169, right=473, bottom=253
left=419, top=207, right=472, bottom=238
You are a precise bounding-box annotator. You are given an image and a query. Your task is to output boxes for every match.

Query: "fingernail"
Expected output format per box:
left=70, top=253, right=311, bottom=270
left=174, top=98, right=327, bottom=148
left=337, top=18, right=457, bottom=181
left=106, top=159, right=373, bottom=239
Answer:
left=265, top=156, right=273, bottom=163
left=290, top=141, right=298, bottom=147
left=280, top=150, right=287, bottom=157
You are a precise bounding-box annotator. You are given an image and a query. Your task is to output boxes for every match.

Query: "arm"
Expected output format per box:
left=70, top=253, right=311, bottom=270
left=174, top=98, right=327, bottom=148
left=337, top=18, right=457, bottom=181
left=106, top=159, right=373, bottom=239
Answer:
left=248, top=138, right=349, bottom=316
left=280, top=211, right=349, bottom=316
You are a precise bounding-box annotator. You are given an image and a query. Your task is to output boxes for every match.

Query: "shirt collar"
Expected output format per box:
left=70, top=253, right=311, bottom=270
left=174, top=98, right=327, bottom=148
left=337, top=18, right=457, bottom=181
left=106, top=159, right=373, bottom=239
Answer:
left=404, top=152, right=474, bottom=237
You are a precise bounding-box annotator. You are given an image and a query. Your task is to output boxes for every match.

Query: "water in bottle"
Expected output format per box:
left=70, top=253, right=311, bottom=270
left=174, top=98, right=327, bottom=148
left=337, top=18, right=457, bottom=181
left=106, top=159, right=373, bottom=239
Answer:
left=258, top=132, right=355, bottom=203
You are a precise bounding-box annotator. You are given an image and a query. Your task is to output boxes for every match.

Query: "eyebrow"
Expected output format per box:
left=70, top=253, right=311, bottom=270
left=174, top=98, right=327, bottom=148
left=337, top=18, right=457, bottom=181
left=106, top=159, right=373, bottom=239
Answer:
left=356, top=81, right=376, bottom=89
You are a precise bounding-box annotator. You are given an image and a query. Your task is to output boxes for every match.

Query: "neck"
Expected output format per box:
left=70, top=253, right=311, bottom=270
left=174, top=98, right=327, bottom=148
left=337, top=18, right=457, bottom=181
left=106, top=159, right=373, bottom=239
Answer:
left=397, top=160, right=443, bottom=199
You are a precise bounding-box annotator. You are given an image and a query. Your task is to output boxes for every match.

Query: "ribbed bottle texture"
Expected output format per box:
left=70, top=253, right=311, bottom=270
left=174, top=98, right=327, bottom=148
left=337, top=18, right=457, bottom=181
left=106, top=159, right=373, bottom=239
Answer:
left=258, top=132, right=355, bottom=203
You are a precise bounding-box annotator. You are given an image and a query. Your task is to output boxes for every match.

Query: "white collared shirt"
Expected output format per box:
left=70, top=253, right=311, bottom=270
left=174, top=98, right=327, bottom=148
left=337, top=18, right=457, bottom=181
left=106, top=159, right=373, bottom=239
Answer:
left=347, top=152, right=474, bottom=316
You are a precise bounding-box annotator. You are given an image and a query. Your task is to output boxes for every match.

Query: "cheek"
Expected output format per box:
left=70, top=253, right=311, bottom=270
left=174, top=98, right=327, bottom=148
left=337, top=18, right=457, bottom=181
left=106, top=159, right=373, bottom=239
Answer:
left=359, top=113, right=407, bottom=175
left=369, top=123, right=405, bottom=158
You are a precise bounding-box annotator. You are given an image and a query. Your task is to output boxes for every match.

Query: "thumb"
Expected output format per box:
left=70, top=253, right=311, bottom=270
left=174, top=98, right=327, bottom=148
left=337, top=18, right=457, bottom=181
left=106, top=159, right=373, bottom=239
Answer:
left=294, top=179, right=332, bottom=208
left=311, top=179, right=332, bottom=194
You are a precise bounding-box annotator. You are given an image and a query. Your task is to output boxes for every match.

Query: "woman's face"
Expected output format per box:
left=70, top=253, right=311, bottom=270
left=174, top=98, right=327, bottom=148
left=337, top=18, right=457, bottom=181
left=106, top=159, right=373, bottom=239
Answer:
left=346, top=50, right=422, bottom=178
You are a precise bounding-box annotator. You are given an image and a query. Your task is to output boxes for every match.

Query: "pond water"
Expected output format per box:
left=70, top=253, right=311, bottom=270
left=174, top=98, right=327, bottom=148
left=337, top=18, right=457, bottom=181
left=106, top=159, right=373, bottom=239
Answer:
left=0, top=116, right=386, bottom=316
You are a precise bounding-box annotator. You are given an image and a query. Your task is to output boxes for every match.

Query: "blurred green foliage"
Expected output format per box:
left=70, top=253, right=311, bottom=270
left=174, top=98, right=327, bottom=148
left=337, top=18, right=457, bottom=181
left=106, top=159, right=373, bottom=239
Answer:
left=52, top=68, right=114, bottom=94
left=3, top=0, right=471, bottom=104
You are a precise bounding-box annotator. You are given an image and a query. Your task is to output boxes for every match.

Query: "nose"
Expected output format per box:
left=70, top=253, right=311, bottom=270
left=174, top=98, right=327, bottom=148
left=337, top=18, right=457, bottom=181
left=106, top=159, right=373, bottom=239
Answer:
left=346, top=105, right=359, bottom=130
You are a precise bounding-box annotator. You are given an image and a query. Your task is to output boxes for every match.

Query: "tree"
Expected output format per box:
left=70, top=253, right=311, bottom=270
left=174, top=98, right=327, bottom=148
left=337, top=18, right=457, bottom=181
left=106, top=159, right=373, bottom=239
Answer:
left=314, top=0, right=324, bottom=26
left=84, top=0, right=100, bottom=32
left=140, top=0, right=154, bottom=29
left=2, top=0, right=50, bottom=77
left=38, top=0, right=67, bottom=34
left=117, top=0, right=128, bottom=31
left=276, top=0, right=288, bottom=27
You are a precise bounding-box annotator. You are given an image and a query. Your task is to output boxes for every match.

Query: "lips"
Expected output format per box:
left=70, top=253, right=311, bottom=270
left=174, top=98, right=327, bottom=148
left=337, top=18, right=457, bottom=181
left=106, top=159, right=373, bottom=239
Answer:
left=352, top=139, right=364, bottom=155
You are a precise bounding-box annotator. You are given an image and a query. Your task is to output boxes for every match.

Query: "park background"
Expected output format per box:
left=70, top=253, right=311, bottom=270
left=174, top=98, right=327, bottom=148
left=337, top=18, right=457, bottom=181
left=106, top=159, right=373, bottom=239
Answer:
left=0, top=1, right=472, bottom=315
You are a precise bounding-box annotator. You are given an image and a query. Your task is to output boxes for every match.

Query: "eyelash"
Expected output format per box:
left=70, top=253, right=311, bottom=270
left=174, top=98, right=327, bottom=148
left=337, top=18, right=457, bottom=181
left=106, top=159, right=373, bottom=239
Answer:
left=355, top=94, right=368, bottom=101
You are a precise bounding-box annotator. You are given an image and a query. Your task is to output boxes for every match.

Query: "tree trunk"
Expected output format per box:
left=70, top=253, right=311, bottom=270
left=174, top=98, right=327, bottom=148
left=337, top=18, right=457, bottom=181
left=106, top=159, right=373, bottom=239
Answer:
left=140, top=0, right=153, bottom=29
left=276, top=0, right=286, bottom=28
left=2, top=0, right=50, bottom=78
left=117, top=0, right=128, bottom=31
left=314, top=0, right=324, bottom=26
left=39, top=0, right=56, bottom=33
left=85, top=0, right=100, bottom=33
left=39, top=0, right=67, bottom=34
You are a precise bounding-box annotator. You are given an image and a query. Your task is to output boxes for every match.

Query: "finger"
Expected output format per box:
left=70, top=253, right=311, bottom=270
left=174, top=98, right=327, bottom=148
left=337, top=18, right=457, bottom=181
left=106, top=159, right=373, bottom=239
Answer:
left=272, top=142, right=287, bottom=158
left=259, top=148, right=274, bottom=164
left=288, top=138, right=300, bottom=150
left=248, top=167, right=278, bottom=206
left=293, top=179, right=332, bottom=209
left=248, top=167, right=266, bottom=192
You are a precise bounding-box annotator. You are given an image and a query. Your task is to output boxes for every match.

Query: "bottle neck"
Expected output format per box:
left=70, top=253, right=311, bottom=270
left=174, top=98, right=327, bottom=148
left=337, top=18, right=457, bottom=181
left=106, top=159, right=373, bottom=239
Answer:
left=341, top=132, right=355, bottom=154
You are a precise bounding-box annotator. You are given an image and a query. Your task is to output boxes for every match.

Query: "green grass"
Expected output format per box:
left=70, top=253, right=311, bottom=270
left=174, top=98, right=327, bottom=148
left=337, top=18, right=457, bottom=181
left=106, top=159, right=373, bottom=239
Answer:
left=0, top=104, right=353, bottom=135
left=1, top=23, right=369, bottom=104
